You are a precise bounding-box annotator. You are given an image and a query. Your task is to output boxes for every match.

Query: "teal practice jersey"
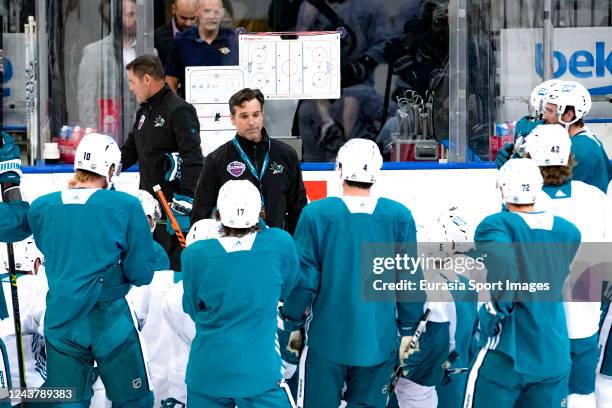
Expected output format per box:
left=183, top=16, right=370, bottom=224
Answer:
left=27, top=188, right=157, bottom=339
left=475, top=210, right=580, bottom=377
left=181, top=227, right=299, bottom=398
left=571, top=130, right=610, bottom=193
left=0, top=201, right=31, bottom=243
left=282, top=196, right=425, bottom=367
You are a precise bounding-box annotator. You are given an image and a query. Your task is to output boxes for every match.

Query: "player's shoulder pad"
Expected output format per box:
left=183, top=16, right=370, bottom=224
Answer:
left=552, top=215, right=582, bottom=242
left=30, top=191, right=61, bottom=209
left=261, top=226, right=293, bottom=243
left=571, top=180, right=607, bottom=200
left=303, top=196, right=341, bottom=213
left=475, top=212, right=511, bottom=237
left=96, top=189, right=142, bottom=209
left=376, top=197, right=414, bottom=218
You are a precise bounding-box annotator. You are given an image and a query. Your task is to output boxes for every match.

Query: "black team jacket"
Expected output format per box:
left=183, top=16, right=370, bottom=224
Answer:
left=191, top=128, right=307, bottom=235
left=121, top=85, right=204, bottom=199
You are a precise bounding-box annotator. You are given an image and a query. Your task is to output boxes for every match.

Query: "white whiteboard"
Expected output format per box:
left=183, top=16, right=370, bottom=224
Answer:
left=239, top=32, right=341, bottom=99
left=184, top=32, right=341, bottom=155
left=185, top=67, right=245, bottom=156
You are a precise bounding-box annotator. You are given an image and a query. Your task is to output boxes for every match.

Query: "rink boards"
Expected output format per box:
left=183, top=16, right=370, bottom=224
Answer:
left=20, top=163, right=500, bottom=228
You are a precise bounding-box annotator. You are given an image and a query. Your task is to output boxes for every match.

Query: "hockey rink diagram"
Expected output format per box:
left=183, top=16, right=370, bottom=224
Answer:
left=186, top=67, right=246, bottom=156
left=239, top=33, right=341, bottom=99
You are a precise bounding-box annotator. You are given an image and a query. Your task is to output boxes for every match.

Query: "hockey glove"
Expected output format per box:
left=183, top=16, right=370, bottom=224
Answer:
left=171, top=194, right=193, bottom=215
left=399, top=335, right=420, bottom=365
left=166, top=194, right=193, bottom=235
left=440, top=351, right=467, bottom=385
left=0, top=132, right=22, bottom=186
left=277, top=306, right=305, bottom=365
left=494, top=142, right=514, bottom=169
left=277, top=326, right=303, bottom=365
left=164, top=152, right=182, bottom=182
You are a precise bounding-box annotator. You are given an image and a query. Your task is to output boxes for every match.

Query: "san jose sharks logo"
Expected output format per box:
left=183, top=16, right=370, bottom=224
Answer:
left=270, top=162, right=284, bottom=175
left=154, top=115, right=166, bottom=127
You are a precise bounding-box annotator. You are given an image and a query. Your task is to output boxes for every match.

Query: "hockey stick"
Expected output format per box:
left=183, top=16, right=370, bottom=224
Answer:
left=153, top=185, right=187, bottom=248
left=0, top=60, right=28, bottom=392
left=388, top=308, right=431, bottom=394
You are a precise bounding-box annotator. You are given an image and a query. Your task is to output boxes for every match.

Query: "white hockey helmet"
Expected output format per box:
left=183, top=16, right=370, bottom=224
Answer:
left=74, top=133, right=122, bottom=183
left=525, top=124, right=571, bottom=166
left=546, top=81, right=592, bottom=125
left=136, top=190, right=162, bottom=222
left=421, top=206, right=474, bottom=258
left=3, top=237, right=43, bottom=273
left=186, top=219, right=221, bottom=246
left=437, top=206, right=475, bottom=255
left=217, top=180, right=261, bottom=228
left=496, top=158, right=543, bottom=204
left=336, top=138, right=383, bottom=184
left=529, top=79, right=559, bottom=117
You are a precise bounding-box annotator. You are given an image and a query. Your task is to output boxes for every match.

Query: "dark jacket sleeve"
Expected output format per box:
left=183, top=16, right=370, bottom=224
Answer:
left=172, top=104, right=204, bottom=197
left=190, top=156, right=220, bottom=225
left=154, top=23, right=173, bottom=66
left=284, top=149, right=307, bottom=235
left=164, top=38, right=182, bottom=79
left=120, top=129, right=139, bottom=172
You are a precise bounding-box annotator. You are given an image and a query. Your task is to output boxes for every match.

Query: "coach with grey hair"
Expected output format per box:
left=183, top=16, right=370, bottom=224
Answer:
left=191, top=88, right=307, bottom=234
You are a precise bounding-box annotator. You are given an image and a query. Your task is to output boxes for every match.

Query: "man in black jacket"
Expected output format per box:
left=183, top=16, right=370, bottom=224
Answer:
left=154, top=0, right=199, bottom=66
left=191, top=88, right=307, bottom=234
left=122, top=54, right=204, bottom=270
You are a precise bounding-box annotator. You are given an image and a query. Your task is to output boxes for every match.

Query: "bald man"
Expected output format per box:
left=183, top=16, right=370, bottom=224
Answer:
left=154, top=0, right=199, bottom=66
left=165, top=0, right=238, bottom=97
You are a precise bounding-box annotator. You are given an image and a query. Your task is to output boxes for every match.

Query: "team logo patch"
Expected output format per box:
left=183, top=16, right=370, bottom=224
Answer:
left=138, top=114, right=146, bottom=130
left=219, top=47, right=231, bottom=55
left=270, top=162, right=284, bottom=175
left=227, top=161, right=246, bottom=177
left=154, top=115, right=166, bottom=127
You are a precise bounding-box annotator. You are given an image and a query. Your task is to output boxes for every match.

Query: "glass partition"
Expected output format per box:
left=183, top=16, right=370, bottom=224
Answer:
left=259, top=0, right=451, bottom=163
left=37, top=0, right=154, bottom=163
left=20, top=0, right=609, bottom=164
left=465, top=0, right=612, bottom=161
